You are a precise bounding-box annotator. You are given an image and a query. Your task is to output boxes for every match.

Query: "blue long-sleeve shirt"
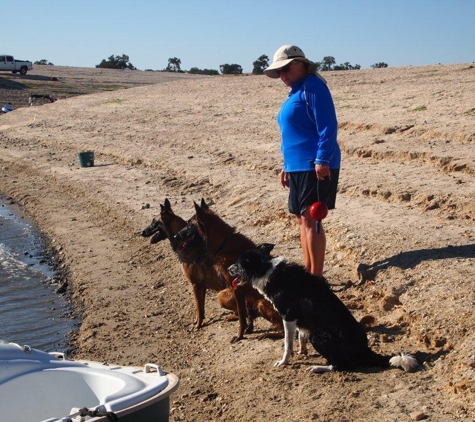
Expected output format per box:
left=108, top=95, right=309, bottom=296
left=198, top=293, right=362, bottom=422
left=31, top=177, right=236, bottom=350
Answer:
left=277, top=74, right=340, bottom=172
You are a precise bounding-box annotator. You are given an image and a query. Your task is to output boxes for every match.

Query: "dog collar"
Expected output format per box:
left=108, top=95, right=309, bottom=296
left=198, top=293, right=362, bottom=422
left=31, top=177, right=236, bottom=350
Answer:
left=208, top=236, right=231, bottom=260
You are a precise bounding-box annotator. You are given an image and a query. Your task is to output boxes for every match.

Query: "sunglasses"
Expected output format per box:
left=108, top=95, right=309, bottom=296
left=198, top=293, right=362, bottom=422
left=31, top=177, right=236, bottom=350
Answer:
left=277, top=62, right=294, bottom=75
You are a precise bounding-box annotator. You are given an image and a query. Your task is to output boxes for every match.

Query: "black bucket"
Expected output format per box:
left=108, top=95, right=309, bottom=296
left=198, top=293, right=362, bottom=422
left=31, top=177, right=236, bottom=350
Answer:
left=78, top=151, right=94, bottom=167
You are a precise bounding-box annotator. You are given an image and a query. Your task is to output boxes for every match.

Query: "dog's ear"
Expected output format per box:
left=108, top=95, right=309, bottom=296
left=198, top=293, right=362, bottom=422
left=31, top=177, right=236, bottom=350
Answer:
left=200, top=198, right=209, bottom=211
left=258, top=243, right=274, bottom=256
left=194, top=201, right=207, bottom=228
left=164, top=198, right=172, bottom=211
left=194, top=201, right=203, bottom=218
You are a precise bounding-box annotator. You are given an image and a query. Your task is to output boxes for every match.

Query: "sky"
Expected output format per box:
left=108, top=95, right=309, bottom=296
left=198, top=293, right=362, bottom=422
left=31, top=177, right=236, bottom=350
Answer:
left=5, top=0, right=475, bottom=73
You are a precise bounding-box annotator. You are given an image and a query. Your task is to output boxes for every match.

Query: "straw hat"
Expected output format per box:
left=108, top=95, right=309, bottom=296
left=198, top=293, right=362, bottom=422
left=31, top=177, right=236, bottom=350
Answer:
left=264, top=45, right=325, bottom=83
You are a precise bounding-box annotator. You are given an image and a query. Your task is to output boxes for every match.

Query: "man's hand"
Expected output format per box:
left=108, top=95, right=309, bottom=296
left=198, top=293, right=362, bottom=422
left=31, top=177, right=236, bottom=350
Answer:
left=315, top=164, right=331, bottom=180
left=280, top=169, right=289, bottom=188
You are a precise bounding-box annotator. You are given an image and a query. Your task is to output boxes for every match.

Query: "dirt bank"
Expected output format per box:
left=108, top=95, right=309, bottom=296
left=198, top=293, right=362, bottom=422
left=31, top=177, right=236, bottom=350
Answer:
left=1, top=64, right=474, bottom=421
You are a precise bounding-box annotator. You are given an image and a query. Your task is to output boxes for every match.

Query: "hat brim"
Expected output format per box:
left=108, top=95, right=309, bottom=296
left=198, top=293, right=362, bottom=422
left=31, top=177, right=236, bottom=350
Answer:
left=264, top=59, right=326, bottom=84
left=264, top=57, right=316, bottom=78
left=264, top=58, right=296, bottom=78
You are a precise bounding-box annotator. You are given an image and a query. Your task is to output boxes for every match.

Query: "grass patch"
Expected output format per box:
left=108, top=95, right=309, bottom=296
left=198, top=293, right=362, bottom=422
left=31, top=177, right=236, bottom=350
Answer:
left=412, top=105, right=427, bottom=112
left=98, top=84, right=128, bottom=91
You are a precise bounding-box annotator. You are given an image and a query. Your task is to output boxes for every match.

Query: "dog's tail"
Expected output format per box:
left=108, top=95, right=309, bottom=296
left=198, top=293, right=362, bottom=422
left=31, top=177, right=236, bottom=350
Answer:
left=363, top=350, right=418, bottom=372
left=389, top=353, right=419, bottom=372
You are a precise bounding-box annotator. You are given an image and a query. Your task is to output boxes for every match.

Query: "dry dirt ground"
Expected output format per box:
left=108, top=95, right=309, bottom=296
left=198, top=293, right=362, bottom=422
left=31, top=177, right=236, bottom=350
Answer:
left=1, top=64, right=474, bottom=421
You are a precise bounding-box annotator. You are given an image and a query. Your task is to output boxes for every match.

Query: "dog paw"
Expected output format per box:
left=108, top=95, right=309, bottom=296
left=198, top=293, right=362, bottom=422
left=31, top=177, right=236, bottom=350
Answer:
left=298, top=342, right=308, bottom=356
left=225, top=314, right=239, bottom=321
left=309, top=365, right=334, bottom=373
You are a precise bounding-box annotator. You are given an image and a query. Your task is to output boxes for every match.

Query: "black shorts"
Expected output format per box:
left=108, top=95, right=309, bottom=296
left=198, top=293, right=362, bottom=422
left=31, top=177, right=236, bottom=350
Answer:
left=288, top=170, right=339, bottom=216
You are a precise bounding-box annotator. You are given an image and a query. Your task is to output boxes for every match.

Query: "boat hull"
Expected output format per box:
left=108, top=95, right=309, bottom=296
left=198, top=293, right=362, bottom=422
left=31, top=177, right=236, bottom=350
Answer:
left=0, top=342, right=179, bottom=422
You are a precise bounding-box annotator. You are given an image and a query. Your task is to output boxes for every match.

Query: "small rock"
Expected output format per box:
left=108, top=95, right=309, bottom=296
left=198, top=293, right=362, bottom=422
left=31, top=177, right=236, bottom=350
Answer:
left=382, top=294, right=401, bottom=311
left=410, top=411, right=427, bottom=421
left=56, top=281, right=68, bottom=294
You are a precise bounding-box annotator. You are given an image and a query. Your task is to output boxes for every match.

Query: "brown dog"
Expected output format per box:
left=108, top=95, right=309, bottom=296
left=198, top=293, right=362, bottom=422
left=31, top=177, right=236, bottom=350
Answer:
left=141, top=198, right=235, bottom=329
left=174, top=200, right=283, bottom=342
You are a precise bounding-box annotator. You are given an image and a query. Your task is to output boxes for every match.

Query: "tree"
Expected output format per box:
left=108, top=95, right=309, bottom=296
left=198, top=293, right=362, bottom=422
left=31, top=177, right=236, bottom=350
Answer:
left=252, top=54, right=269, bottom=75
left=166, top=57, right=182, bottom=72
left=371, top=62, right=389, bottom=69
left=321, top=56, right=336, bottom=71
left=219, top=63, right=243, bottom=75
left=96, top=54, right=136, bottom=70
left=34, top=59, right=54, bottom=66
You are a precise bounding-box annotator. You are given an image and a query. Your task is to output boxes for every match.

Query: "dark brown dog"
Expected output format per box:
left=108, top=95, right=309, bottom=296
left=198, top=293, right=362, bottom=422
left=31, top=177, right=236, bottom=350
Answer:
left=142, top=198, right=235, bottom=329
left=174, top=200, right=283, bottom=342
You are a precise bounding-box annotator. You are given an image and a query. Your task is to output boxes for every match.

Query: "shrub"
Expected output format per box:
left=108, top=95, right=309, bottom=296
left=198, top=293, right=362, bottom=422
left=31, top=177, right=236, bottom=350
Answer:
left=96, top=54, right=136, bottom=70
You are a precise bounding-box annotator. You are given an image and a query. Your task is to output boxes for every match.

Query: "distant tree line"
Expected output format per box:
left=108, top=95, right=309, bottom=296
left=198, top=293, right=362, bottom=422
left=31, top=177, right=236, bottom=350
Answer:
left=250, top=55, right=388, bottom=73
left=188, top=68, right=219, bottom=75
left=313, top=56, right=361, bottom=71
left=35, top=59, right=54, bottom=66
left=95, top=53, right=388, bottom=75
left=370, top=62, right=389, bottom=69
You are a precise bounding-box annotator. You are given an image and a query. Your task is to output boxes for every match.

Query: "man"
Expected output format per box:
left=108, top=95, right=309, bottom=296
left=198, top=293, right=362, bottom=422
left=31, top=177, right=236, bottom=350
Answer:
left=264, top=45, right=340, bottom=276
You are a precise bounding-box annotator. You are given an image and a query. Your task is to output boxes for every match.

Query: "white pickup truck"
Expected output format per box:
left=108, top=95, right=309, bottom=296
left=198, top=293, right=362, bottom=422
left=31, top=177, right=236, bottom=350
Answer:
left=0, top=55, right=33, bottom=75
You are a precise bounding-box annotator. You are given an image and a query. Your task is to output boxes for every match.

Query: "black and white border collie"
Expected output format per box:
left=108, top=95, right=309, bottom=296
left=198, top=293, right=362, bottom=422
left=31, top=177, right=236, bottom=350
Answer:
left=228, top=244, right=418, bottom=373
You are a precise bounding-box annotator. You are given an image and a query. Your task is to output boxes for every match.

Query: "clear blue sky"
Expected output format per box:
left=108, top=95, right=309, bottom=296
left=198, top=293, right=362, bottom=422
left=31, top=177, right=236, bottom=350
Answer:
left=5, top=0, right=475, bottom=72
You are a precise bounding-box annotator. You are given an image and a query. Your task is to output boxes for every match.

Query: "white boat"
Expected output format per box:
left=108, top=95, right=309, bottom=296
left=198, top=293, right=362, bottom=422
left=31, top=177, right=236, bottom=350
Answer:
left=0, top=341, right=179, bottom=422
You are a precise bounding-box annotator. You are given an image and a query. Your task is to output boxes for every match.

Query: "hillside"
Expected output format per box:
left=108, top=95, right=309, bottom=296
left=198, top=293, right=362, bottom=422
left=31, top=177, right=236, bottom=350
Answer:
left=1, top=64, right=474, bottom=421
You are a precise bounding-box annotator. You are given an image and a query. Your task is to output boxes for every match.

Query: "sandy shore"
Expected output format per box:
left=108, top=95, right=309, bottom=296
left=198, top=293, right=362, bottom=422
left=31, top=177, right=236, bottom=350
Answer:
left=1, top=64, right=474, bottom=421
